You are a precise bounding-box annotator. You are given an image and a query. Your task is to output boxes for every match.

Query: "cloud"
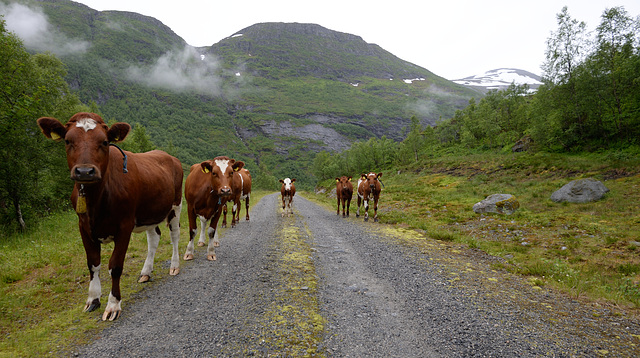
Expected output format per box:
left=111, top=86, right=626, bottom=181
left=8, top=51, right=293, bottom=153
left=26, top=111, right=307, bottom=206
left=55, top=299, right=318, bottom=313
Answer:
left=126, top=46, right=236, bottom=96
left=0, top=3, right=90, bottom=55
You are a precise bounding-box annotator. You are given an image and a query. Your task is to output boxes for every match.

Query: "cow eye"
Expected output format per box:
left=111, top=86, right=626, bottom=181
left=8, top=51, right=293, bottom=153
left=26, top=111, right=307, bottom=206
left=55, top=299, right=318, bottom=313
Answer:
left=102, top=141, right=109, bottom=147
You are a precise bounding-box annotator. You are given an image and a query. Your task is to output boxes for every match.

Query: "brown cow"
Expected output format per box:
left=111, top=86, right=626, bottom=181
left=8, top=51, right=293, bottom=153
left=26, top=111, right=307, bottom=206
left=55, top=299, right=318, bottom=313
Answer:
left=279, top=178, right=296, bottom=217
left=335, top=176, right=353, bottom=217
left=37, top=112, right=183, bottom=321
left=356, top=172, right=382, bottom=222
left=184, top=157, right=244, bottom=261
left=222, top=167, right=252, bottom=228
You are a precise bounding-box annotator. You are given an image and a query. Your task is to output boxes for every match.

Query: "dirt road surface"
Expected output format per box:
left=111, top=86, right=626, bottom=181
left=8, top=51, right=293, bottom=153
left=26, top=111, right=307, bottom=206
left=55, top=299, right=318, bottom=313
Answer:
left=74, top=193, right=640, bottom=357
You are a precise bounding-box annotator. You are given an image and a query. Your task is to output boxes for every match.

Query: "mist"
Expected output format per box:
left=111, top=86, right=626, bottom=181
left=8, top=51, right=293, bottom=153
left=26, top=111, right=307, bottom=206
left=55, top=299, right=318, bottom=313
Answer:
left=125, top=46, right=228, bottom=96
left=0, top=3, right=89, bottom=55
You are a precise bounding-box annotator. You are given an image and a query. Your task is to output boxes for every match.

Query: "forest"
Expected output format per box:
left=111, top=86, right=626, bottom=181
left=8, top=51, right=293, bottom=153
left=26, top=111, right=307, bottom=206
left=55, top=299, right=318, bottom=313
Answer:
left=1, top=6, right=639, bottom=232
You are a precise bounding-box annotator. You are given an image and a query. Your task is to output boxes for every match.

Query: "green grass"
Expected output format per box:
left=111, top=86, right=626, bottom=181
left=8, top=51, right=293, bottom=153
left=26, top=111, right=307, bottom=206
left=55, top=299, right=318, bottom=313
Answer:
left=0, top=190, right=269, bottom=357
left=313, top=151, right=640, bottom=308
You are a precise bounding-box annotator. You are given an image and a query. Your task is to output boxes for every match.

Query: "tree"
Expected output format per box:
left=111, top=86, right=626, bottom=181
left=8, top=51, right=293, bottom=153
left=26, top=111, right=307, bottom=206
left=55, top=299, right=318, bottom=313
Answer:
left=400, top=116, right=424, bottom=163
left=120, top=122, right=156, bottom=153
left=0, top=20, right=82, bottom=231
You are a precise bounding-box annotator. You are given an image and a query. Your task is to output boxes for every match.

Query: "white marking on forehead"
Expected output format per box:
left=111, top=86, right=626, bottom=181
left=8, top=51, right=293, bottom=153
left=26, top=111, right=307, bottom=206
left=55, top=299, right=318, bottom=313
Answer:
left=76, top=118, right=97, bottom=132
left=368, top=172, right=376, bottom=177
left=215, top=159, right=230, bottom=173
left=283, top=178, right=292, bottom=189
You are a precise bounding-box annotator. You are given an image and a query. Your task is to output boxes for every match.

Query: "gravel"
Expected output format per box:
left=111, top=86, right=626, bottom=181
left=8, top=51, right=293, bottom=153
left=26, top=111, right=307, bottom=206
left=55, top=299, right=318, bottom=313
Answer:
left=73, top=193, right=640, bottom=357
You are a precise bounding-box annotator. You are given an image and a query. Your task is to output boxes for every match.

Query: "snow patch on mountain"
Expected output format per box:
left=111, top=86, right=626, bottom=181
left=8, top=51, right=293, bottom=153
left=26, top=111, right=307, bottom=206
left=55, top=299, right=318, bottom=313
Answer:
left=453, top=68, right=542, bottom=93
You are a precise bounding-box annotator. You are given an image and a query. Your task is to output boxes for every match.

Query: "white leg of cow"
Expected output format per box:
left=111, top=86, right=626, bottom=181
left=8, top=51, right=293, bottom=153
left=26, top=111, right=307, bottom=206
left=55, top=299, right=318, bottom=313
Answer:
left=84, top=264, right=101, bottom=312
left=139, top=226, right=161, bottom=283
left=184, top=230, right=196, bottom=260
left=168, top=204, right=181, bottom=275
left=207, top=227, right=218, bottom=261
left=102, top=292, right=122, bottom=321
left=197, top=215, right=208, bottom=247
left=364, top=199, right=369, bottom=221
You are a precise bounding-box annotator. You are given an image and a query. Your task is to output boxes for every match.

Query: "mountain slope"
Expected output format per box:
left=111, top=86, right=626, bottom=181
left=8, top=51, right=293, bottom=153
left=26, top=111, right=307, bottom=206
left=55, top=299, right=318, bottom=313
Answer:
left=4, top=0, right=479, bottom=187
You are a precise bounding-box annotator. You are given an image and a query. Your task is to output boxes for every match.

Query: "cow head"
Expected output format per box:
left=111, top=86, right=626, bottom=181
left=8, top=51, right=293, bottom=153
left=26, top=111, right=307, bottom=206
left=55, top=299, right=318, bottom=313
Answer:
left=360, top=172, right=382, bottom=191
left=201, top=156, right=243, bottom=197
left=336, top=176, right=352, bottom=192
left=279, top=178, right=296, bottom=193
left=37, top=112, right=130, bottom=183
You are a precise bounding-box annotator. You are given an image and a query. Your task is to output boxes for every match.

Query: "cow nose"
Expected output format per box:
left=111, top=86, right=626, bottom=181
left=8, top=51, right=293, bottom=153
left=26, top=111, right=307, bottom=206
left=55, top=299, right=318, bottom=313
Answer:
left=220, top=187, right=231, bottom=196
left=73, top=166, right=97, bottom=181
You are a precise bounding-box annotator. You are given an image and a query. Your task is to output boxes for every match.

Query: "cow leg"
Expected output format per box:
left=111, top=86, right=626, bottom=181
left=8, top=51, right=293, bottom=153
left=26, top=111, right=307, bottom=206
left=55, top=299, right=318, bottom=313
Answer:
left=139, top=226, right=161, bottom=283
left=221, top=203, right=228, bottom=228
left=337, top=196, right=341, bottom=216
left=197, top=215, right=208, bottom=247
left=81, top=228, right=102, bottom=313
left=364, top=197, right=370, bottom=222
left=231, top=200, right=238, bottom=228
left=245, top=194, right=250, bottom=221
left=373, top=195, right=379, bottom=222
left=184, top=206, right=197, bottom=260
left=346, top=197, right=351, bottom=217
left=207, top=209, right=223, bottom=261
left=168, top=204, right=181, bottom=275
left=356, top=196, right=361, bottom=217
left=281, top=197, right=286, bottom=217
left=103, top=233, right=132, bottom=321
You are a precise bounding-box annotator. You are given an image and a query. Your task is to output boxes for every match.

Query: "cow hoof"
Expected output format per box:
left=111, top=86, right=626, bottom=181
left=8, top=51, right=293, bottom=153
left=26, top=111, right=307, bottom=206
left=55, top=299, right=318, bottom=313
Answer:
left=183, top=253, right=194, bottom=261
left=138, top=275, right=151, bottom=283
left=197, top=241, right=205, bottom=247
left=281, top=213, right=285, bottom=217
left=102, top=309, right=121, bottom=321
left=207, top=254, right=217, bottom=261
left=221, top=223, right=226, bottom=228
left=374, top=218, right=379, bottom=222
left=364, top=217, right=369, bottom=222
left=83, top=299, right=101, bottom=313
left=169, top=267, right=180, bottom=276
left=213, top=241, right=220, bottom=247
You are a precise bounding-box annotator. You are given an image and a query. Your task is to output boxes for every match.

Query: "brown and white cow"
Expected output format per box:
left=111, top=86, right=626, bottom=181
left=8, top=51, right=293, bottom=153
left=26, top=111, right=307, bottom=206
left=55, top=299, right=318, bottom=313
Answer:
left=356, top=172, right=382, bottom=222
left=335, top=176, right=353, bottom=217
left=279, top=178, right=296, bottom=217
left=37, top=112, right=183, bottom=321
left=222, top=167, right=252, bottom=228
left=184, top=157, right=243, bottom=261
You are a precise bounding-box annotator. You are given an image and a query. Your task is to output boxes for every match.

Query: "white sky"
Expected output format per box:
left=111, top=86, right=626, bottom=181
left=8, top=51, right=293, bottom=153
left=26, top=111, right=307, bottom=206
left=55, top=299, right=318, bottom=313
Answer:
left=66, top=1, right=640, bottom=79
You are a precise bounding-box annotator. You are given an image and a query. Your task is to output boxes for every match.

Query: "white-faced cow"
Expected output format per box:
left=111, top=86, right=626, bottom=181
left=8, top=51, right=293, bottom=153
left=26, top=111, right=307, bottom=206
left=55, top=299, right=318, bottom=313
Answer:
left=335, top=176, right=353, bottom=217
left=184, top=157, right=244, bottom=261
left=222, top=167, right=252, bottom=228
left=37, top=112, right=183, bottom=321
left=356, top=172, right=382, bottom=222
left=279, top=178, right=296, bottom=217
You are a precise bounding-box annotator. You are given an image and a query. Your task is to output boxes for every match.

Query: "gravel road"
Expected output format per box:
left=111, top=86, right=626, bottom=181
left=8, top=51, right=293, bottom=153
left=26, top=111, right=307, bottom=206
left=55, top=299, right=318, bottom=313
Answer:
left=74, top=193, right=640, bottom=357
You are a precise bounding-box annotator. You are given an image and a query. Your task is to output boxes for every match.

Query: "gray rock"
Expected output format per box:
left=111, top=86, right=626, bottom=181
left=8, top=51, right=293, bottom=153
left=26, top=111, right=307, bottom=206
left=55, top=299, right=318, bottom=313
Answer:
left=473, top=194, right=520, bottom=215
left=550, top=178, right=609, bottom=203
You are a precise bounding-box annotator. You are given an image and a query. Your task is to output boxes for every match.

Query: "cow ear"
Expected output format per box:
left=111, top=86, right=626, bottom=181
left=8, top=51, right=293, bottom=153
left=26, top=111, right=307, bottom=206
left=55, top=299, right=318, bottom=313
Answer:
left=107, top=123, right=131, bottom=143
left=291, top=178, right=296, bottom=182
left=201, top=161, right=213, bottom=174
left=361, top=173, right=367, bottom=180
left=233, top=161, right=245, bottom=171
left=37, top=117, right=67, bottom=141
left=279, top=179, right=284, bottom=184
left=377, top=172, right=383, bottom=179
left=335, top=178, right=339, bottom=182
left=347, top=176, right=352, bottom=180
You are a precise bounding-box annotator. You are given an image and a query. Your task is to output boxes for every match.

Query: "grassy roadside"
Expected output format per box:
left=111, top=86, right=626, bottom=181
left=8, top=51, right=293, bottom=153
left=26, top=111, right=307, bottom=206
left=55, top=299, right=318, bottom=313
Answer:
left=311, top=151, right=640, bottom=310
left=0, top=190, right=270, bottom=357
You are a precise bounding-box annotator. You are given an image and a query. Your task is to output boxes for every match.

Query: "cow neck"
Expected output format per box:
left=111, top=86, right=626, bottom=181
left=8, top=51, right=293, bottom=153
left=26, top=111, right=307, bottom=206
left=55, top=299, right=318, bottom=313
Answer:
left=75, top=182, right=105, bottom=215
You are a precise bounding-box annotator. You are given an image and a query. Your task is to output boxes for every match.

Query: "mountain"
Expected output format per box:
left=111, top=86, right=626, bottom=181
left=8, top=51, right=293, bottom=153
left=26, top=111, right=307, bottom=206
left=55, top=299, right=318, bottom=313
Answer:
left=453, top=68, right=542, bottom=93
left=3, top=0, right=479, bottom=187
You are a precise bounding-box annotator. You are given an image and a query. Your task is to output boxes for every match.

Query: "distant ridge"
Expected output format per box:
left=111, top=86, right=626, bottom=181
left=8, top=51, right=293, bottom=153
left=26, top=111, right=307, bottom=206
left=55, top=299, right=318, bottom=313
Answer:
left=453, top=68, right=542, bottom=93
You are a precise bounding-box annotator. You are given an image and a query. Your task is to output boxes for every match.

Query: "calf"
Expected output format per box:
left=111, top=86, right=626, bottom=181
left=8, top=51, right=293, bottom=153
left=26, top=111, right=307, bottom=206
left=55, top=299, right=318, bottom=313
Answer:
left=336, top=176, right=353, bottom=217
left=37, top=112, right=183, bottom=321
left=184, top=157, right=244, bottom=261
left=222, top=167, right=252, bottom=228
left=356, top=172, right=382, bottom=222
left=279, top=178, right=296, bottom=217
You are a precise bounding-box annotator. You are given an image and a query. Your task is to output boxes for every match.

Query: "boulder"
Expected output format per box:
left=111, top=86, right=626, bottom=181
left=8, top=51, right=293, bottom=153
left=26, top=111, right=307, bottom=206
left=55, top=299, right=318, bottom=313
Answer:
left=550, top=178, right=609, bottom=203
left=512, top=134, right=534, bottom=152
left=473, top=194, right=520, bottom=215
